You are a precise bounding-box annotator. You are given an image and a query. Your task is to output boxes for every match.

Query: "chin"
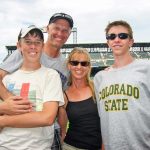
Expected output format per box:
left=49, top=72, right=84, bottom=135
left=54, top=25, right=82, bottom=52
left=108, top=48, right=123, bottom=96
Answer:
left=54, top=43, right=63, bottom=50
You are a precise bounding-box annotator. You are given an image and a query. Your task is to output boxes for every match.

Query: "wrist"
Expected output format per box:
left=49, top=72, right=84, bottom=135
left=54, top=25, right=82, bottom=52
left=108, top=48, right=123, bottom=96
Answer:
left=0, top=102, right=7, bottom=115
left=0, top=115, right=7, bottom=128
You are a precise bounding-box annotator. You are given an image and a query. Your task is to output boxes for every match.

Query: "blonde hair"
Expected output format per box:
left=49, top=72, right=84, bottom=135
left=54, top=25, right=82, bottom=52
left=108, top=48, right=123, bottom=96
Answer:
left=67, top=47, right=96, bottom=100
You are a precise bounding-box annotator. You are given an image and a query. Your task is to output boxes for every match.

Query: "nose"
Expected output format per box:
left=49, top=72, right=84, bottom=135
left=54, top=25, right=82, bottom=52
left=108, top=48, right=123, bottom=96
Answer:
left=55, top=27, right=63, bottom=35
left=114, top=36, right=120, bottom=42
left=76, top=63, right=82, bottom=68
left=30, top=43, right=36, bottom=49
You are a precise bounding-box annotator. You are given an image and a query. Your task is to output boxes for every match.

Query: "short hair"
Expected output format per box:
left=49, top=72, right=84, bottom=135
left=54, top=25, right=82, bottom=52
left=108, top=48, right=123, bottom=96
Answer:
left=105, top=20, right=133, bottom=39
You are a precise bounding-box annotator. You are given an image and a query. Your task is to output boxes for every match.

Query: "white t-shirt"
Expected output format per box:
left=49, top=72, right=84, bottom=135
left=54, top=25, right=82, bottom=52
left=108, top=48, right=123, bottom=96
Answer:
left=0, top=50, right=69, bottom=130
left=0, top=65, right=64, bottom=150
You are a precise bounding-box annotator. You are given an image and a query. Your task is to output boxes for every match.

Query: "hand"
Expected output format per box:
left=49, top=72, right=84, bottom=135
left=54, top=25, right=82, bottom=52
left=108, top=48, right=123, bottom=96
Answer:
left=3, top=96, right=33, bottom=115
left=60, top=130, right=66, bottom=144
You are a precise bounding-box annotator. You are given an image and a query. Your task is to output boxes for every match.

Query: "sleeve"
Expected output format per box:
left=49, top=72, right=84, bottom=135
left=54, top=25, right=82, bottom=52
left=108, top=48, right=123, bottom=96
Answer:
left=146, top=62, right=150, bottom=92
left=0, top=50, right=23, bottom=73
left=43, top=70, right=65, bottom=106
left=93, top=73, right=102, bottom=115
left=62, top=71, right=70, bottom=91
left=93, top=74, right=100, bottom=102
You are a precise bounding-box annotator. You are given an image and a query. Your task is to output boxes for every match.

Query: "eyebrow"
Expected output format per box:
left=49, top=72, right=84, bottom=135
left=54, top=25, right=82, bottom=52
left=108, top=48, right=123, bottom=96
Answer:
left=23, top=38, right=42, bottom=41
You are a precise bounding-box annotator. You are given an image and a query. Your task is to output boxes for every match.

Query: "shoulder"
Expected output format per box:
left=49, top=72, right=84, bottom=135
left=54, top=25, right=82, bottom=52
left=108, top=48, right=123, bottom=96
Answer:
left=7, top=49, right=22, bottom=60
left=63, top=91, right=69, bottom=108
left=0, top=50, right=23, bottom=73
left=41, top=66, right=59, bottom=75
left=133, top=59, right=150, bottom=67
left=94, top=69, right=108, bottom=78
left=3, top=69, right=20, bottom=81
left=93, top=69, right=109, bottom=86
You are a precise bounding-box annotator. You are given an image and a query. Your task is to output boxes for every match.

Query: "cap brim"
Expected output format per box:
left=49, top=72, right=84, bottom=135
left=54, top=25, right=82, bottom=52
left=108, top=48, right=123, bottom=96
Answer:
left=21, top=27, right=42, bottom=38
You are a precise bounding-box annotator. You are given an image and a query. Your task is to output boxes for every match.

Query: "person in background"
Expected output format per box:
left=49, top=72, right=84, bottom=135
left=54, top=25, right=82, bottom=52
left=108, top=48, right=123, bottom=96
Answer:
left=58, top=47, right=102, bottom=150
left=94, top=20, right=150, bottom=150
left=0, top=12, right=74, bottom=150
left=0, top=25, right=64, bottom=149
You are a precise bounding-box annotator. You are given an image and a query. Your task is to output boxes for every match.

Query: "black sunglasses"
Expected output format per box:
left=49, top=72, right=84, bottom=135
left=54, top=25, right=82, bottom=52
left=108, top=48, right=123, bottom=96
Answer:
left=106, top=33, right=130, bottom=40
left=69, top=61, right=90, bottom=67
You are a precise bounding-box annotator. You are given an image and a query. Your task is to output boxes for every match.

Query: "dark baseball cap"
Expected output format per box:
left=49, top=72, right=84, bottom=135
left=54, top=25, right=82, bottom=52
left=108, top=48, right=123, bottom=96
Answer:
left=49, top=13, right=73, bottom=28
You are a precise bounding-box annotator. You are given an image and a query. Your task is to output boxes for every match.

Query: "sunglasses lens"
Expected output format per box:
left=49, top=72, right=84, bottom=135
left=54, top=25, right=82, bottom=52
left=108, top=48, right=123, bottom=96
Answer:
left=70, top=61, right=79, bottom=66
left=70, top=61, right=89, bottom=67
left=81, top=62, right=90, bottom=66
left=106, top=33, right=129, bottom=40
left=118, top=33, right=129, bottom=39
left=106, top=34, right=116, bottom=40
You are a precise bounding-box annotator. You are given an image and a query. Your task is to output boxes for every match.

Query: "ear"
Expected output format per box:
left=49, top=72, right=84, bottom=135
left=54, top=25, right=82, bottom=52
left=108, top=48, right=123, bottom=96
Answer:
left=67, top=63, right=71, bottom=71
left=41, top=42, right=44, bottom=49
left=129, top=38, right=134, bottom=47
left=107, top=40, right=110, bottom=48
left=68, top=30, right=72, bottom=37
left=17, top=42, right=21, bottom=51
left=46, top=25, right=49, bottom=33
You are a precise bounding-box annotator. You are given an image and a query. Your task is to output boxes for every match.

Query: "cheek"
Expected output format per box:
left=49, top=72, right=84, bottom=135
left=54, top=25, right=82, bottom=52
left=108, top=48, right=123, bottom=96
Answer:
left=85, top=68, right=90, bottom=74
left=63, top=33, right=70, bottom=40
left=39, top=44, right=44, bottom=50
left=107, top=40, right=112, bottom=47
left=129, top=40, right=134, bottom=47
left=67, top=64, right=72, bottom=71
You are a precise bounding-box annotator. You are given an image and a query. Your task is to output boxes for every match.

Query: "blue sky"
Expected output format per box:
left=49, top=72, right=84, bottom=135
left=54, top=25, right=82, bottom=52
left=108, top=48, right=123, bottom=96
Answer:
left=0, top=0, right=150, bottom=62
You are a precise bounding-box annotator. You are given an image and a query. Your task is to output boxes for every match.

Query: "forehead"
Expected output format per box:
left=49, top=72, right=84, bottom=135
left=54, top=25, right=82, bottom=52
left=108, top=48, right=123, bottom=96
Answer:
left=108, top=25, right=129, bottom=34
left=51, top=19, right=70, bottom=28
left=24, top=33, right=41, bottom=39
left=71, top=53, right=88, bottom=60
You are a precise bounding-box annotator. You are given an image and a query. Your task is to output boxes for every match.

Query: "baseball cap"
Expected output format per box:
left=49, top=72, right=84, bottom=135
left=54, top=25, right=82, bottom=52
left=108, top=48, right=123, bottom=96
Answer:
left=49, top=13, right=73, bottom=28
left=18, top=25, right=43, bottom=41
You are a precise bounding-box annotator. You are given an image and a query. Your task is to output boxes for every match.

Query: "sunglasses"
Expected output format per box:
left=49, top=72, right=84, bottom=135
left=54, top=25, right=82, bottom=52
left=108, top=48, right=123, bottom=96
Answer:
left=106, top=33, right=130, bottom=40
left=69, top=61, right=90, bottom=67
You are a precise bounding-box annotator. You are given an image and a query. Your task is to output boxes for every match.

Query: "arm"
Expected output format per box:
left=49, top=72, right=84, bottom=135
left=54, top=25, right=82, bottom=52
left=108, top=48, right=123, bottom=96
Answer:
left=102, top=144, right=105, bottom=150
left=0, top=101, right=59, bottom=128
left=0, top=69, right=12, bottom=99
left=0, top=69, right=32, bottom=115
left=58, top=106, right=68, bottom=143
left=0, top=51, right=32, bottom=114
left=0, top=96, right=32, bottom=115
left=0, top=68, right=64, bottom=127
left=0, top=50, right=23, bottom=99
left=58, top=93, right=68, bottom=143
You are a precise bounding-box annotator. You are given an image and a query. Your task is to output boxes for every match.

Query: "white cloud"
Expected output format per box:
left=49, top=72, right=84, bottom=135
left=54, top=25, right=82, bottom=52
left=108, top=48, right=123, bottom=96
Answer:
left=0, top=0, right=150, bottom=62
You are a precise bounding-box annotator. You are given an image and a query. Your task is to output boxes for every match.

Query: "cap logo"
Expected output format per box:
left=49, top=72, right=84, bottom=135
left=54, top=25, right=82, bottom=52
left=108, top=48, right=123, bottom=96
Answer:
left=49, top=13, right=73, bottom=28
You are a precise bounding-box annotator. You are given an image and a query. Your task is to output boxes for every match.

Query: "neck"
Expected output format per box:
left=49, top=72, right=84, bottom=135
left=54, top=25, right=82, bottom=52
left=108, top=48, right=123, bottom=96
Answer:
left=71, top=78, right=87, bottom=89
left=44, top=41, right=60, bottom=58
left=113, top=53, right=134, bottom=68
left=20, top=62, right=41, bottom=71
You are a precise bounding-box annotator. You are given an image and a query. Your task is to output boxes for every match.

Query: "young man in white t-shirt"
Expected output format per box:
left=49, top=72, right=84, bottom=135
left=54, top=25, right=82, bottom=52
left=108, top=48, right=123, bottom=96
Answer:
left=0, top=26, right=64, bottom=150
left=0, top=13, right=74, bottom=150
